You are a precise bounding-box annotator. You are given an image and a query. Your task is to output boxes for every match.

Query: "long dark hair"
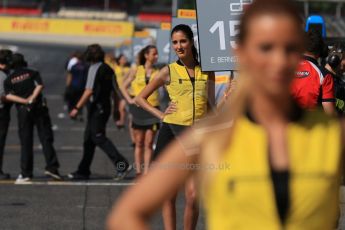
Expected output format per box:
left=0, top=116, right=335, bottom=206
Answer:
left=116, top=54, right=129, bottom=67
left=116, top=54, right=125, bottom=65
left=171, top=24, right=198, bottom=62
left=84, top=44, right=105, bottom=63
left=138, top=45, right=157, bottom=66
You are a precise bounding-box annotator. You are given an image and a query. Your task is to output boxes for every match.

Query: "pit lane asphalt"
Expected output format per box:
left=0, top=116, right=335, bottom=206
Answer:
left=0, top=41, right=207, bottom=230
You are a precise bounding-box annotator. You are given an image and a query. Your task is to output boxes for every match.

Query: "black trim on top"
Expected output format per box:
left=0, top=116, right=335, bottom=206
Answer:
left=270, top=166, right=290, bottom=225
left=322, top=98, right=336, bottom=102
left=184, top=66, right=196, bottom=123
left=166, top=64, right=171, bottom=85
left=176, top=59, right=184, bottom=66
left=176, top=59, right=200, bottom=67
left=303, top=55, right=319, bottom=66
left=246, top=102, right=295, bottom=225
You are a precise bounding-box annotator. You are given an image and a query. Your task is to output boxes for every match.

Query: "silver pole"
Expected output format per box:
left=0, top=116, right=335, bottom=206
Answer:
left=172, top=0, right=178, bottom=17
left=3, top=0, right=7, bottom=10
left=304, top=1, right=309, bottom=17
left=104, top=0, right=110, bottom=11
left=172, top=0, right=183, bottom=17
left=336, top=3, right=343, bottom=19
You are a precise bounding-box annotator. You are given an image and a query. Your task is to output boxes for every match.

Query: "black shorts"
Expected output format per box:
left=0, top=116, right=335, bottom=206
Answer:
left=132, top=122, right=160, bottom=131
left=114, top=89, right=125, bottom=101
left=153, top=122, right=188, bottom=160
left=129, top=104, right=160, bottom=127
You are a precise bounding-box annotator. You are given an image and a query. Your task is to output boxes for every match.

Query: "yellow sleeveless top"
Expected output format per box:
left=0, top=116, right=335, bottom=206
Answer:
left=130, top=65, right=160, bottom=107
left=204, top=110, right=342, bottom=230
left=114, top=65, right=130, bottom=89
left=163, top=61, right=209, bottom=126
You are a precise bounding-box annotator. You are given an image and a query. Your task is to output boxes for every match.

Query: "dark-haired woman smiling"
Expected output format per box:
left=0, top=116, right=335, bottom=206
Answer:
left=107, top=0, right=344, bottom=229
left=134, top=24, right=215, bottom=230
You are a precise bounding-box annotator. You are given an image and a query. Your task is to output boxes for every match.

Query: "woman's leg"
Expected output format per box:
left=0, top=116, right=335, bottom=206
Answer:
left=163, top=193, right=178, bottom=230
left=133, top=129, right=145, bottom=175
left=184, top=176, right=199, bottom=230
left=128, top=115, right=136, bottom=146
left=153, top=123, right=178, bottom=229
left=143, top=128, right=156, bottom=174
left=116, top=99, right=126, bottom=126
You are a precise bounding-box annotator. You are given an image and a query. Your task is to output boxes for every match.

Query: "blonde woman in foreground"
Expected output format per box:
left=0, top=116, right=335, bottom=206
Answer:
left=107, top=0, right=344, bottom=229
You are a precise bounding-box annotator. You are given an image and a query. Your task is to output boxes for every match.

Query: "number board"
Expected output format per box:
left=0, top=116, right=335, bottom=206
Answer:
left=196, top=0, right=252, bottom=71
left=132, top=37, right=154, bottom=61
left=156, top=29, right=170, bottom=64
left=169, top=17, right=199, bottom=63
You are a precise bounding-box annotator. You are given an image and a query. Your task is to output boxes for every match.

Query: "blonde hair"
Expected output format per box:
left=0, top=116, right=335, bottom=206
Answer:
left=194, top=74, right=251, bottom=190
left=193, top=0, right=302, bottom=191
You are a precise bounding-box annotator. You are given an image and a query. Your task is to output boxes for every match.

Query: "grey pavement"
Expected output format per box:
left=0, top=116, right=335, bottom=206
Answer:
left=0, top=41, right=206, bottom=230
left=0, top=96, right=206, bottom=230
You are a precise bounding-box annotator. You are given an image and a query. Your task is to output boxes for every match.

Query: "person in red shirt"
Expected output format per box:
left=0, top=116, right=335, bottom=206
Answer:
left=291, top=30, right=336, bottom=115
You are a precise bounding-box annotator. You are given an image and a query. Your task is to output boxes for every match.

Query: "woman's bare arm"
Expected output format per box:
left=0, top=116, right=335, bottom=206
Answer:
left=135, top=66, right=171, bottom=120
left=120, top=67, right=136, bottom=104
left=5, top=94, right=28, bottom=104
left=66, top=72, right=72, bottom=87
left=107, top=129, right=200, bottom=230
left=28, top=85, right=43, bottom=102
left=217, top=78, right=237, bottom=109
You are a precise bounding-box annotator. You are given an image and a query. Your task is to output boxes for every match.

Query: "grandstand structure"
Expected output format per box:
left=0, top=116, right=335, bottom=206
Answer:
left=0, top=0, right=344, bottom=37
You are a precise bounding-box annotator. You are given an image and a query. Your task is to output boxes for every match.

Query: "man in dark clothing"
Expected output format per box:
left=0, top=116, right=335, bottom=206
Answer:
left=65, top=52, right=88, bottom=120
left=4, top=53, right=61, bottom=183
left=68, top=44, right=132, bottom=180
left=0, top=49, right=13, bottom=179
left=325, top=48, right=345, bottom=115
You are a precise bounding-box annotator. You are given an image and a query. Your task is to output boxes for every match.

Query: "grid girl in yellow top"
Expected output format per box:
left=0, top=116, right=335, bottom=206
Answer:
left=134, top=25, right=215, bottom=230
left=120, top=45, right=160, bottom=177
left=114, top=54, right=130, bottom=128
left=108, top=0, right=345, bottom=230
